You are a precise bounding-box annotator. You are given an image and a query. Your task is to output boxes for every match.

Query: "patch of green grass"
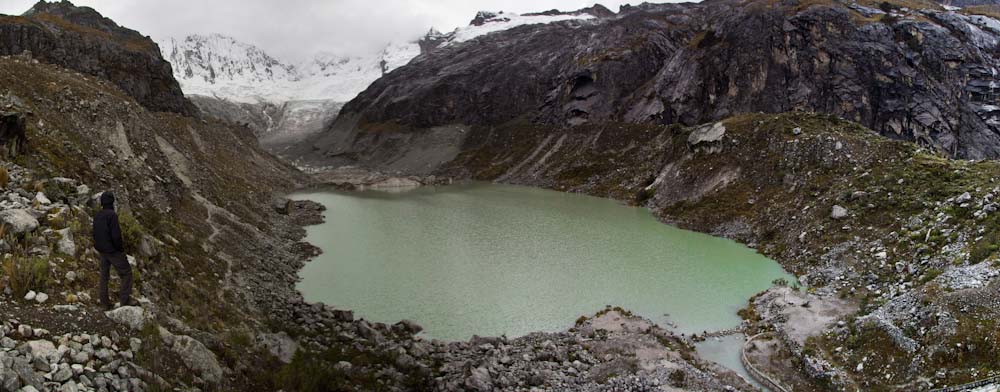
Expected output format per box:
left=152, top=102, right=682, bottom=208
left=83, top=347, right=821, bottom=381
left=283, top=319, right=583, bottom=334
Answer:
left=272, top=344, right=434, bottom=392
left=970, top=231, right=1000, bottom=264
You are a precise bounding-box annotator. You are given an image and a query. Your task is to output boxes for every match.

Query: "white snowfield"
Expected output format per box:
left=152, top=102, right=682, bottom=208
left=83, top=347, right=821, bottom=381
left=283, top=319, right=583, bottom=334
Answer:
left=158, top=34, right=419, bottom=103
left=448, top=12, right=596, bottom=44
left=157, top=11, right=597, bottom=104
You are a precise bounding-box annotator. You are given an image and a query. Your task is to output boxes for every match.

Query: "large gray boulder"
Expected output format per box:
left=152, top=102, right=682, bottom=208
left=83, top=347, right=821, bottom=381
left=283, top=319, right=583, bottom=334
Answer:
left=24, top=340, right=56, bottom=362
left=159, top=327, right=223, bottom=384
left=105, top=306, right=152, bottom=330
left=0, top=209, right=38, bottom=234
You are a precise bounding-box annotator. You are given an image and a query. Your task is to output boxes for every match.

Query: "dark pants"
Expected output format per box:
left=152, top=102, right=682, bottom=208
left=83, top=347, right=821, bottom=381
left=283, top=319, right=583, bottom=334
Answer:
left=99, top=252, right=132, bottom=307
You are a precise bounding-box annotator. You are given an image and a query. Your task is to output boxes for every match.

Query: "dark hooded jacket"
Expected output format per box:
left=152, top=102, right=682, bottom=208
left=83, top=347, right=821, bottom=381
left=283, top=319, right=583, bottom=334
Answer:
left=93, top=192, right=124, bottom=254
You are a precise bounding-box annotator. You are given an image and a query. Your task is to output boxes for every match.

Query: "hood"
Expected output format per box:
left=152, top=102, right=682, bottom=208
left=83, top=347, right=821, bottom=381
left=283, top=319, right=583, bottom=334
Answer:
left=100, top=191, right=115, bottom=209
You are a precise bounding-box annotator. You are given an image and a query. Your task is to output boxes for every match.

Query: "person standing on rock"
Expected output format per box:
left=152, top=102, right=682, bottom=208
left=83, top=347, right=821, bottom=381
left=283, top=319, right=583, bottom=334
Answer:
left=93, top=191, right=132, bottom=310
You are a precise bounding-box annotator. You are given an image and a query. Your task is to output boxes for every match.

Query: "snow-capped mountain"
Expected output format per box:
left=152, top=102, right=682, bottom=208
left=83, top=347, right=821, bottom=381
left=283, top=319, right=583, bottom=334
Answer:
left=156, top=9, right=600, bottom=155
left=158, top=10, right=598, bottom=104
left=158, top=34, right=420, bottom=103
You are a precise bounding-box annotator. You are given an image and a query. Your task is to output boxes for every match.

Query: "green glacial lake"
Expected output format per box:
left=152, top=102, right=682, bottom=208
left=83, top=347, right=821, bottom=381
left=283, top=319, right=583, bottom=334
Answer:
left=291, top=183, right=792, bottom=341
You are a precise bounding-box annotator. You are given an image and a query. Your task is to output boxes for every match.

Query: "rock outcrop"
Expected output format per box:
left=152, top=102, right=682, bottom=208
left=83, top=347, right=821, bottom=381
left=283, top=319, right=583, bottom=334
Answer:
left=0, top=1, right=195, bottom=115
left=304, top=0, right=1000, bottom=165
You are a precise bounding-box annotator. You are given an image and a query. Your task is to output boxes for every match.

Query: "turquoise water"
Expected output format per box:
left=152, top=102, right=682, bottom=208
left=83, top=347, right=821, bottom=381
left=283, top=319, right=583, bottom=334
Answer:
left=291, top=183, right=792, bottom=341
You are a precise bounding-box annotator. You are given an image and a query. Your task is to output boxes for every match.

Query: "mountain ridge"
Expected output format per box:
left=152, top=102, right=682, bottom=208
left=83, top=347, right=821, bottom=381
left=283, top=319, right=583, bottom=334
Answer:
left=309, top=0, right=1000, bottom=163
left=0, top=0, right=195, bottom=115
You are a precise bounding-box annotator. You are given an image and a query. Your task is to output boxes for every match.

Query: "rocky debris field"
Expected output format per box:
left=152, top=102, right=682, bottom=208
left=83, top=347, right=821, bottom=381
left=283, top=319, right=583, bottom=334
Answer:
left=0, top=318, right=147, bottom=392
left=280, top=299, right=756, bottom=391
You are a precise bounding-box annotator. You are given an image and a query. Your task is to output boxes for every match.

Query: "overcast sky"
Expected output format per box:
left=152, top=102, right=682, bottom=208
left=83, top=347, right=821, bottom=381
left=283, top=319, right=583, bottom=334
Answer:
left=0, top=0, right=680, bottom=60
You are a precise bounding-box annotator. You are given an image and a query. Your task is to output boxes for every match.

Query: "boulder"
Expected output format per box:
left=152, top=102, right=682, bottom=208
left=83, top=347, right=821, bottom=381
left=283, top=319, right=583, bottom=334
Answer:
left=13, top=358, right=43, bottom=390
left=33, top=192, right=50, bottom=205
left=831, top=205, right=849, bottom=219
left=956, top=192, right=972, bottom=204
left=24, top=340, right=56, bottom=361
left=137, top=234, right=162, bottom=258
left=168, top=334, right=223, bottom=384
left=687, top=122, right=726, bottom=146
left=17, top=324, right=32, bottom=337
left=272, top=198, right=290, bottom=214
left=59, top=380, right=79, bottom=392
left=52, top=364, right=72, bottom=382
left=392, top=319, right=424, bottom=335
left=0, top=209, right=38, bottom=233
left=465, top=367, right=493, bottom=391
left=1, top=369, right=20, bottom=392
left=55, top=228, right=76, bottom=256
left=105, top=306, right=152, bottom=330
left=257, top=332, right=298, bottom=364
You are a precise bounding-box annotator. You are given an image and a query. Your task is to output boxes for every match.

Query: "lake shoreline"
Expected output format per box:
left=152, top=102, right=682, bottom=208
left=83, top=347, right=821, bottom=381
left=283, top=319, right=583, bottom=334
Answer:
left=284, top=177, right=794, bottom=390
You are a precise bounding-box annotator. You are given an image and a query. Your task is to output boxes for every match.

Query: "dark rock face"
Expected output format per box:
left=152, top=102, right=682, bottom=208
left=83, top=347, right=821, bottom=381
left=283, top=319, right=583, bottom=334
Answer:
left=0, top=1, right=195, bottom=115
left=311, top=0, right=1000, bottom=163
left=939, top=0, right=1000, bottom=7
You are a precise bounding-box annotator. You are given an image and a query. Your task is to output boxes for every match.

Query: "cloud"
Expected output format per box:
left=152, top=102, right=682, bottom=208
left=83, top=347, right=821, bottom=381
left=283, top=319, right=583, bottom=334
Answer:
left=0, top=0, right=683, bottom=60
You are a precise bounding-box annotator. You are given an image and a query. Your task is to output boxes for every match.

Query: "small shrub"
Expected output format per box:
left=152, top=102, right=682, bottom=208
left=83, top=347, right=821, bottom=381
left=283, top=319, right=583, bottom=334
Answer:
left=634, top=187, right=655, bottom=204
left=48, top=209, right=66, bottom=230
left=119, top=210, right=144, bottom=252
left=881, top=13, right=899, bottom=24
left=772, top=277, right=790, bottom=287
left=668, top=369, right=686, bottom=387
left=2, top=256, right=50, bottom=299
left=921, top=268, right=943, bottom=283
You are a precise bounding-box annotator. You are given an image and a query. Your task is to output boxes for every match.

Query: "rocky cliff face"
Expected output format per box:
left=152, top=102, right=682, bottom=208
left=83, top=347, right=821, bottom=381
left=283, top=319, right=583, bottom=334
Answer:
left=0, top=1, right=195, bottom=115
left=309, top=0, right=1000, bottom=163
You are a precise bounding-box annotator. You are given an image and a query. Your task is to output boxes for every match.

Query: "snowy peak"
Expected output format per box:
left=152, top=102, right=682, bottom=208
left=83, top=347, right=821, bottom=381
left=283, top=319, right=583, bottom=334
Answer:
left=157, top=34, right=419, bottom=103
left=158, top=7, right=604, bottom=103
left=162, top=34, right=296, bottom=87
